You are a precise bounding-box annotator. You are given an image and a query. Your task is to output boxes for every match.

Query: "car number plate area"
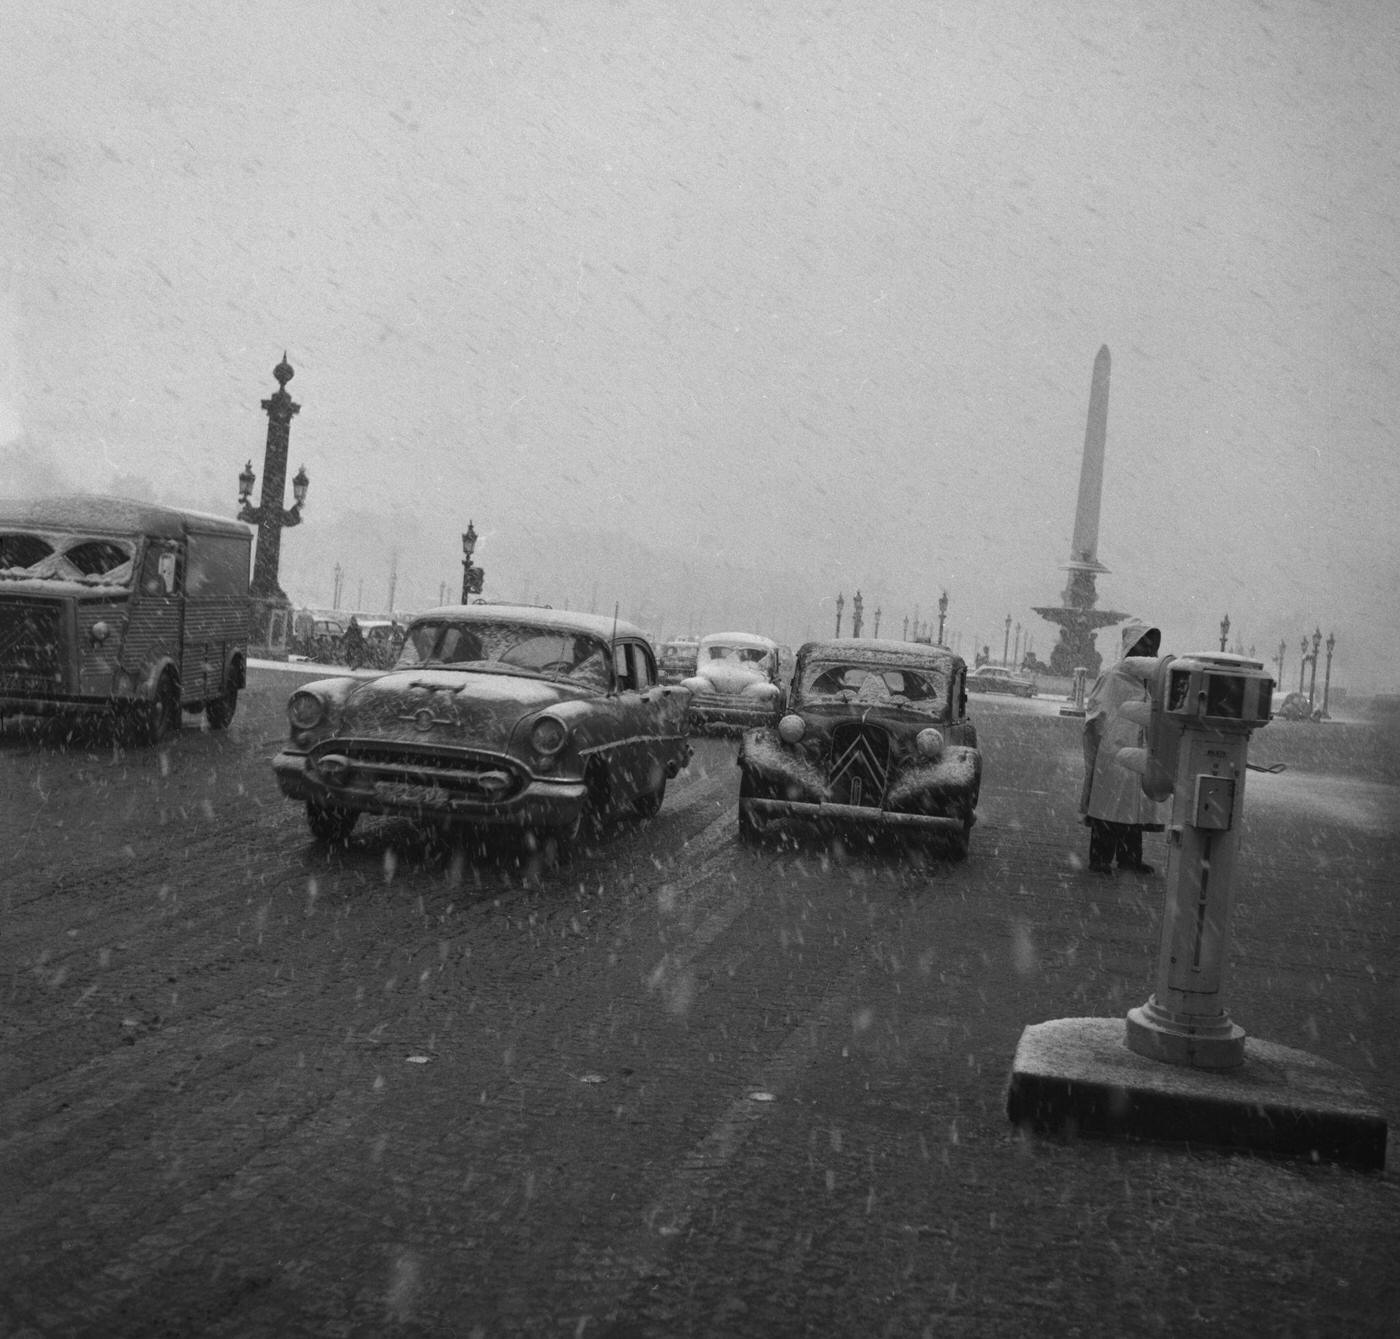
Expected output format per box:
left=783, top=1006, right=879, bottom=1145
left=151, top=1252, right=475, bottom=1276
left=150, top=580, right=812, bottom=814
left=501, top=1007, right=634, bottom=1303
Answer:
left=375, top=781, right=449, bottom=806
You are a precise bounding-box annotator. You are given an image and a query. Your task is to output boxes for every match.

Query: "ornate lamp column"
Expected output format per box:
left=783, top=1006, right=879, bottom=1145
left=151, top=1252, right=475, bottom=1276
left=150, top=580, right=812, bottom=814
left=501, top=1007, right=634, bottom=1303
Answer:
left=1322, top=632, right=1336, bottom=717
left=1308, top=627, right=1322, bottom=709
left=1218, top=613, right=1230, bottom=653
left=237, top=355, right=308, bottom=656
left=902, top=615, right=909, bottom=641
left=1003, top=614, right=1012, bottom=666
left=1298, top=637, right=1309, bottom=693
left=460, top=521, right=484, bottom=603
left=937, top=590, right=948, bottom=645
left=1275, top=639, right=1286, bottom=686
left=835, top=592, right=844, bottom=638
left=873, top=605, right=881, bottom=638
left=852, top=590, right=864, bottom=638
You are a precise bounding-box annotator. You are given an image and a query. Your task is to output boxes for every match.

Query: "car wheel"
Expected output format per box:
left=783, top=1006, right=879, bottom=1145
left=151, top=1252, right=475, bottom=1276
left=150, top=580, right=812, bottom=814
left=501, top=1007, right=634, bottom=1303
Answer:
left=946, top=807, right=975, bottom=861
left=205, top=682, right=239, bottom=730
left=558, top=770, right=606, bottom=858
left=307, top=801, right=358, bottom=845
left=737, top=770, right=763, bottom=844
left=634, top=778, right=666, bottom=819
left=127, top=674, right=181, bottom=746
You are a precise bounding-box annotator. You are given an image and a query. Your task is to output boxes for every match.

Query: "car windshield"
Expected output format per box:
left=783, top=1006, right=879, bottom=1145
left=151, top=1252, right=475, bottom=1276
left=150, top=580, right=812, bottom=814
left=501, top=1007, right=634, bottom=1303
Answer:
left=799, top=659, right=947, bottom=714
left=396, top=619, right=611, bottom=689
left=0, top=529, right=136, bottom=586
left=705, top=644, right=769, bottom=664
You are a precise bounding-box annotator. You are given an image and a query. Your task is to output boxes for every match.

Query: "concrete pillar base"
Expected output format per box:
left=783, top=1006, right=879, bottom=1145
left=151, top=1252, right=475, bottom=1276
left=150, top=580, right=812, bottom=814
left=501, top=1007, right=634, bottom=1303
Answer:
left=1006, top=1017, right=1387, bottom=1170
left=1126, top=999, right=1246, bottom=1071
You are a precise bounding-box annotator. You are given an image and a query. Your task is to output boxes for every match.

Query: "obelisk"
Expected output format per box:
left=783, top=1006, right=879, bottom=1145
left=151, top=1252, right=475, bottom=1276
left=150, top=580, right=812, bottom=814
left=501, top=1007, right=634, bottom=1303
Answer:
left=1032, top=344, right=1128, bottom=678
left=1069, top=345, right=1111, bottom=572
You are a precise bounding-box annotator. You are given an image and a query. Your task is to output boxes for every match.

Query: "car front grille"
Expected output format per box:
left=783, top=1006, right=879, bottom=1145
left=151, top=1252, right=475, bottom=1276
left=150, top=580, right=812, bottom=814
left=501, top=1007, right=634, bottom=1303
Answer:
left=0, top=598, right=62, bottom=688
left=309, top=739, right=529, bottom=804
left=828, top=722, right=892, bottom=808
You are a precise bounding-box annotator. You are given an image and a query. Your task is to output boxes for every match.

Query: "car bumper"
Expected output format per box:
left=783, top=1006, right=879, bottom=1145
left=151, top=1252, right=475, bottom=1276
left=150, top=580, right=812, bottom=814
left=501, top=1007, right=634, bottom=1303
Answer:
left=740, top=796, right=969, bottom=837
left=688, top=697, right=781, bottom=730
left=273, top=750, right=589, bottom=830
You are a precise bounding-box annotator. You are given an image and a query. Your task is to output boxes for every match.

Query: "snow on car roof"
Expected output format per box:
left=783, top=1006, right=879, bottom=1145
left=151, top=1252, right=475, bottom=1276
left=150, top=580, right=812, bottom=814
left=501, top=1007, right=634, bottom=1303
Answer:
left=410, top=603, right=647, bottom=643
left=797, top=637, right=963, bottom=669
left=0, top=494, right=252, bottom=539
left=699, top=631, right=777, bottom=649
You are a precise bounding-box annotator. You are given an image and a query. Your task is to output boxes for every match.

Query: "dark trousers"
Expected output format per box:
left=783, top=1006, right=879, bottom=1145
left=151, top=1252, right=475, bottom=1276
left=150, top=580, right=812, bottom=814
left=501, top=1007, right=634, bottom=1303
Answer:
left=1088, top=819, right=1144, bottom=870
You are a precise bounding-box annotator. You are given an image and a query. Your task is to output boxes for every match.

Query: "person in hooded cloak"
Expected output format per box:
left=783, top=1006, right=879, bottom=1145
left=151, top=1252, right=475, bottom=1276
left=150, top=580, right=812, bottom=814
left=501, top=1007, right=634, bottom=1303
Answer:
left=1081, top=620, right=1165, bottom=874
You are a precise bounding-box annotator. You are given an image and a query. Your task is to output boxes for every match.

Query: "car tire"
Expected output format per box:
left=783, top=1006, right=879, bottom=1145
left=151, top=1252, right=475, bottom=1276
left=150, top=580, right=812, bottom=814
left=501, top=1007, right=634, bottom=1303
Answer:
left=946, top=807, right=975, bottom=861
left=205, top=682, right=239, bottom=730
left=558, top=769, right=606, bottom=859
left=306, top=801, right=358, bottom=845
left=126, top=674, right=181, bottom=747
left=737, top=770, right=763, bottom=844
left=634, top=778, right=666, bottom=819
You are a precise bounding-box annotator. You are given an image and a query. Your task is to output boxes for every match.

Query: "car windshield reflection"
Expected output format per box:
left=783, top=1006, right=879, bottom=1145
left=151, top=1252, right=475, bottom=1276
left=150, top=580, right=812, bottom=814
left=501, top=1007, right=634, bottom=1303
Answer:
left=396, top=619, right=611, bottom=688
left=800, top=660, right=946, bottom=715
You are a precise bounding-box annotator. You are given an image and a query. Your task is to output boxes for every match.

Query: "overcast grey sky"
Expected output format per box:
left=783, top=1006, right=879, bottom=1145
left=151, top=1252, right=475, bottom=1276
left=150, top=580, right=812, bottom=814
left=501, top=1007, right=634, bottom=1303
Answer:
left=4, top=0, right=1398, bottom=690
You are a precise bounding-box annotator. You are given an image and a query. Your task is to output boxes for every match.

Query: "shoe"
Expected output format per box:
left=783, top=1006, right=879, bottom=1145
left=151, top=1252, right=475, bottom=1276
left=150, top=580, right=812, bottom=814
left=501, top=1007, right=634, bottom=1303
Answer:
left=1120, top=862, right=1155, bottom=874
left=1088, top=861, right=1113, bottom=875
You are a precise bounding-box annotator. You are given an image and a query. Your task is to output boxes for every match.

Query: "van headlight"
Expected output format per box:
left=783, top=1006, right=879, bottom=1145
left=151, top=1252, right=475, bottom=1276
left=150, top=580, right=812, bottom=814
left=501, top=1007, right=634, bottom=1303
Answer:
left=90, top=621, right=111, bottom=644
left=778, top=714, right=806, bottom=743
left=915, top=728, right=944, bottom=759
left=288, top=691, right=326, bottom=731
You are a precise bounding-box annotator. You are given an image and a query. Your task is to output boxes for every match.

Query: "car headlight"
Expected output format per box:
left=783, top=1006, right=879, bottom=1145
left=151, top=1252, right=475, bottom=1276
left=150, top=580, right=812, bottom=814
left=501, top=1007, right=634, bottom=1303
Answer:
left=778, top=714, right=806, bottom=743
left=531, top=715, right=568, bottom=756
left=90, top=621, right=111, bottom=644
left=288, top=691, right=326, bottom=731
left=916, top=728, right=944, bottom=759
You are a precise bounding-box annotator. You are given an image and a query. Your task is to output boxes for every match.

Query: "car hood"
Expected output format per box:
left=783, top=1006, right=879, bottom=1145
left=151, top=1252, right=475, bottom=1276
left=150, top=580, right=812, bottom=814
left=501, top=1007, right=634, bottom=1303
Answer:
left=684, top=663, right=774, bottom=696
left=332, top=667, right=592, bottom=747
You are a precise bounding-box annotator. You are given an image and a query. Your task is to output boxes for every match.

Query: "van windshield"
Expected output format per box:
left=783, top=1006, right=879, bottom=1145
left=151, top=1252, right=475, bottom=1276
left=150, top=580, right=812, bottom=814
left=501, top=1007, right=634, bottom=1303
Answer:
left=0, top=530, right=136, bottom=586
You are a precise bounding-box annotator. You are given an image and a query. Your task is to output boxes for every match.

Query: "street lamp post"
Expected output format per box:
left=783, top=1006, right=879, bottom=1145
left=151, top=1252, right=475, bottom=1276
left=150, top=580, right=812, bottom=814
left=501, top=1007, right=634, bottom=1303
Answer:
left=1308, top=627, right=1322, bottom=709
left=1299, top=637, right=1309, bottom=693
left=1276, top=639, right=1285, bottom=686
left=237, top=355, right=309, bottom=656
left=903, top=615, right=909, bottom=641
left=873, top=605, right=881, bottom=638
left=460, top=521, right=484, bottom=603
left=1219, top=613, right=1230, bottom=653
left=852, top=591, right=864, bottom=638
left=937, top=590, right=948, bottom=645
left=835, top=592, right=844, bottom=638
left=1003, top=614, right=1012, bottom=666
left=1322, top=632, right=1336, bottom=717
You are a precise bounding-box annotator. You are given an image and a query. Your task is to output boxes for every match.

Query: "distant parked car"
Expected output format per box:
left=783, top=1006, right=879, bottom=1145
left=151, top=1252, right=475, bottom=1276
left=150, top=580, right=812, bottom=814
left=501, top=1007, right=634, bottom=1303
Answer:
left=966, top=664, right=1036, bottom=699
left=272, top=604, right=692, bottom=848
left=681, top=631, right=784, bottom=731
left=1273, top=690, right=1316, bottom=721
left=356, top=618, right=406, bottom=669
left=657, top=638, right=700, bottom=685
left=737, top=638, right=982, bottom=857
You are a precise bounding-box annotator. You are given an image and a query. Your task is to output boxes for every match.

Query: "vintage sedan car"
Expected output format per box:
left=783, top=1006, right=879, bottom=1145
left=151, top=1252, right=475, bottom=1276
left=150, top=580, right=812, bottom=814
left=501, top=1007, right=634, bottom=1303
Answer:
left=272, top=604, right=692, bottom=847
left=965, top=664, right=1036, bottom=698
left=657, top=637, right=700, bottom=685
left=681, top=631, right=785, bottom=731
left=737, top=638, right=982, bottom=857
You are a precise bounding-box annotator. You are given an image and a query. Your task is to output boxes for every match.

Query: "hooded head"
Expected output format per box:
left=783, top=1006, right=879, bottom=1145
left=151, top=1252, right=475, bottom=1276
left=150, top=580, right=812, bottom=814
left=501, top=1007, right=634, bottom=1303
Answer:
left=1119, top=620, right=1160, bottom=659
